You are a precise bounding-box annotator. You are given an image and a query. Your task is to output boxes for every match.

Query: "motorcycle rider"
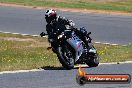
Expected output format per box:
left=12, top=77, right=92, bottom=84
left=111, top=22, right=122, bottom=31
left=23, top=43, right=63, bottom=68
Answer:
left=41, top=9, right=90, bottom=50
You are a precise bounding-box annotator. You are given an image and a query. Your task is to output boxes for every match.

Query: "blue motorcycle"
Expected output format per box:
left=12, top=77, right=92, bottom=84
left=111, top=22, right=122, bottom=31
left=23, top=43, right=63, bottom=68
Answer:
left=40, top=28, right=99, bottom=69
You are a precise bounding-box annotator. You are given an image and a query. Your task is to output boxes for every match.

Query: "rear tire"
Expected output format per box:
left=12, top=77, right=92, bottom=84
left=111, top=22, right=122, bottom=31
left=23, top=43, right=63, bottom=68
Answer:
left=57, top=45, right=74, bottom=69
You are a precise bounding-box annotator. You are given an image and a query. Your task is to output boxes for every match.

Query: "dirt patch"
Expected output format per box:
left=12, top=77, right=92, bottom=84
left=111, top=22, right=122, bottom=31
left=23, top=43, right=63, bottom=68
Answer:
left=35, top=0, right=126, bottom=3
left=55, top=7, right=132, bottom=16
left=0, top=37, right=50, bottom=48
left=94, top=0, right=126, bottom=2
left=0, top=37, right=35, bottom=42
left=0, top=3, right=132, bottom=16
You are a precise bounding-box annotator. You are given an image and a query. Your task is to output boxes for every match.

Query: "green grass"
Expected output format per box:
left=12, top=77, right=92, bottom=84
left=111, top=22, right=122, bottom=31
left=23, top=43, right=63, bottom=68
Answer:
left=0, top=0, right=132, bottom=12
left=0, top=32, right=132, bottom=71
left=0, top=33, right=60, bottom=71
left=95, top=43, right=132, bottom=63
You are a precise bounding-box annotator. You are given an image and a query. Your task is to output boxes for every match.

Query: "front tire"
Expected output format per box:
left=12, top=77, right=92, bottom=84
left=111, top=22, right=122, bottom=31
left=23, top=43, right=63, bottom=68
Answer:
left=85, top=54, right=99, bottom=67
left=57, top=45, right=74, bottom=69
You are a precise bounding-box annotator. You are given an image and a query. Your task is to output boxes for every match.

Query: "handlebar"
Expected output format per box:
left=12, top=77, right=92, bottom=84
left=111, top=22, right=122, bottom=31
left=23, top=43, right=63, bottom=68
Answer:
left=88, top=32, right=91, bottom=35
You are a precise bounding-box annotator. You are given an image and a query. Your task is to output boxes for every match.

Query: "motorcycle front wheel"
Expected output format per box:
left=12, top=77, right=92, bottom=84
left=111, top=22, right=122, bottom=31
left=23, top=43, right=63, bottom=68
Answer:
left=57, top=44, right=74, bottom=69
left=85, top=53, right=99, bottom=67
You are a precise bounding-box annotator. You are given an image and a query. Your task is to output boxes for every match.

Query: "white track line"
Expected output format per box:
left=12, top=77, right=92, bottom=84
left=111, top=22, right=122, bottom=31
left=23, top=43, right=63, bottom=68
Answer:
left=0, top=31, right=127, bottom=46
left=95, top=41, right=119, bottom=45
left=74, top=61, right=132, bottom=68
left=111, top=44, right=118, bottom=46
left=94, top=42, right=101, bottom=44
left=0, top=69, right=43, bottom=75
left=0, top=31, right=48, bottom=37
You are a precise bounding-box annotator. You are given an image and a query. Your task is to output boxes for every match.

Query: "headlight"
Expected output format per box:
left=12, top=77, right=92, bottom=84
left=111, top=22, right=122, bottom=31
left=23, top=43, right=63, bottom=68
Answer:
left=58, top=32, right=64, bottom=39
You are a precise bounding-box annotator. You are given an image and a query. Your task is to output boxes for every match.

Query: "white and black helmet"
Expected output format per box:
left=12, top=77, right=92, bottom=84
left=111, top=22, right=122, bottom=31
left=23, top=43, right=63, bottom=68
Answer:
left=45, top=9, right=57, bottom=23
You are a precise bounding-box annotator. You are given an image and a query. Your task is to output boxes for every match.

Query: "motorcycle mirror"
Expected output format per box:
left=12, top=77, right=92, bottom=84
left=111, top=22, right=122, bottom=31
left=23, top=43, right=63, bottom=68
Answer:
left=88, top=32, right=91, bottom=35
left=86, top=32, right=91, bottom=37
left=40, top=32, right=46, bottom=37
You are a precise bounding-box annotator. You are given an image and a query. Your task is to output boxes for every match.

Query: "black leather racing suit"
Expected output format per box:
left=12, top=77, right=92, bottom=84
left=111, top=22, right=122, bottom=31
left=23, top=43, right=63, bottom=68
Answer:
left=46, top=16, right=89, bottom=49
left=46, top=16, right=69, bottom=40
left=46, top=16, right=71, bottom=49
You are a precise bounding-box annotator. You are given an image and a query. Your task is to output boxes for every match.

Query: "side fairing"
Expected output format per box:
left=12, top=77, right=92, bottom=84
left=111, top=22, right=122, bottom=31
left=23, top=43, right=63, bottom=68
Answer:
left=66, top=32, right=84, bottom=62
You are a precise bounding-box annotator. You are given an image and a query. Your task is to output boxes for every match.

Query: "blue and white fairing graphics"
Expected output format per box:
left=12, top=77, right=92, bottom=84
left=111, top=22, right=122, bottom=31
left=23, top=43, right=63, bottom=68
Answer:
left=67, top=31, right=84, bottom=62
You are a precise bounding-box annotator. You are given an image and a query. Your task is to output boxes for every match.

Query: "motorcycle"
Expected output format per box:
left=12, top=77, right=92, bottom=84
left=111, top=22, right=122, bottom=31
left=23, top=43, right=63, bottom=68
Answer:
left=40, top=28, right=99, bottom=69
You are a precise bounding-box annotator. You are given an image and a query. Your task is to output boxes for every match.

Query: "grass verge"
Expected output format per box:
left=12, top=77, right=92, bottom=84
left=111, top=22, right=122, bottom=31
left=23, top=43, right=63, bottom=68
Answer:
left=0, top=0, right=132, bottom=12
left=0, top=32, right=132, bottom=71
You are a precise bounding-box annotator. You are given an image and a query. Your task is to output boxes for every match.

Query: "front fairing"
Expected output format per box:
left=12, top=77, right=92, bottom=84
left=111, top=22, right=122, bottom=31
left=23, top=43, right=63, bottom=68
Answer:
left=66, top=31, right=85, bottom=62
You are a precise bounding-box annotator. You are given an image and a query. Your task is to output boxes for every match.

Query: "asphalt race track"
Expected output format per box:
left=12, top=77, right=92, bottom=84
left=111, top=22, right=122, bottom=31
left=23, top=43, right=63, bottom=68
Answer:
left=0, top=63, right=132, bottom=88
left=0, top=6, right=132, bottom=44
left=0, top=6, right=132, bottom=88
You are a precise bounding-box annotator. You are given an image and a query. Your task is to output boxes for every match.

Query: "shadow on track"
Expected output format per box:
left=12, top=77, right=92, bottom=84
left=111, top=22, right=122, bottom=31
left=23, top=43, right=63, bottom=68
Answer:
left=40, top=66, right=90, bottom=70
left=41, top=66, right=68, bottom=70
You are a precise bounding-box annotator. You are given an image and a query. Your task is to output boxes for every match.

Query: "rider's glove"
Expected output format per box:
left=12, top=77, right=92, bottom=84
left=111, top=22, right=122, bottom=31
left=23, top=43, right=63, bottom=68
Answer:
left=69, top=20, right=75, bottom=27
left=80, top=27, right=87, bottom=35
left=65, top=20, right=75, bottom=29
